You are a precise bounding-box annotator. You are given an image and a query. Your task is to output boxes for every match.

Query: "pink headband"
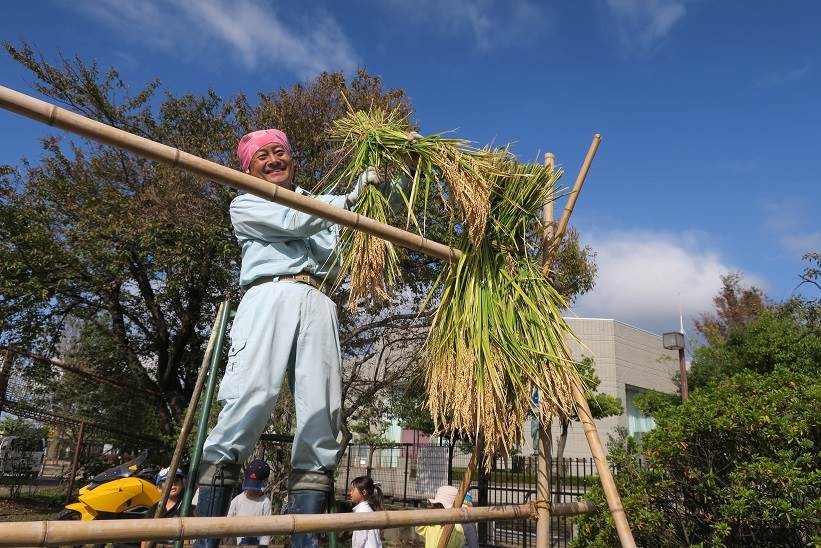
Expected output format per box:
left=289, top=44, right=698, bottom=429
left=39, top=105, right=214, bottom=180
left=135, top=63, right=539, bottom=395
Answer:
left=237, top=129, right=291, bottom=171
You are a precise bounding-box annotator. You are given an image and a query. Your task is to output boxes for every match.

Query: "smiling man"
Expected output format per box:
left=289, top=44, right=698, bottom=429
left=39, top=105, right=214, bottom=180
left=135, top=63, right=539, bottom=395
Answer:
left=194, top=129, right=377, bottom=548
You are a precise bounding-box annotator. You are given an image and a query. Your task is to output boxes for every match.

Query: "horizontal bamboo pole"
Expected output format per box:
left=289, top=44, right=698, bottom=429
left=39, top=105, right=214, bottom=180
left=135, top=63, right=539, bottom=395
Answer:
left=0, top=502, right=595, bottom=546
left=0, top=85, right=460, bottom=263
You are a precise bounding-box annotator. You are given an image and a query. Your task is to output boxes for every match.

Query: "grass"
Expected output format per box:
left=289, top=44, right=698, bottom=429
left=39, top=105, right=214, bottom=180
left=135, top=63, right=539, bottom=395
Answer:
left=0, top=486, right=65, bottom=521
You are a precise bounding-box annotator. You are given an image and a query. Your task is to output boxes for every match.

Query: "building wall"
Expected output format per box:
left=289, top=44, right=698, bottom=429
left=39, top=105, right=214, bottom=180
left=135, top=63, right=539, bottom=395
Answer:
left=524, top=318, right=679, bottom=459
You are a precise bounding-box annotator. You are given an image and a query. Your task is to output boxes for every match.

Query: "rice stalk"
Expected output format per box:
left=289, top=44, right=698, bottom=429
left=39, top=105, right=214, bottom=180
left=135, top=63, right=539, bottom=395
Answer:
left=422, top=156, right=587, bottom=469
left=329, top=106, right=499, bottom=308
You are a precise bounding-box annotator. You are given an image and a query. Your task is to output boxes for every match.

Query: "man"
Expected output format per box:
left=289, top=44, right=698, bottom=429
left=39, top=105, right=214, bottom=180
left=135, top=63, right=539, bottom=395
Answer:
left=195, top=129, right=377, bottom=548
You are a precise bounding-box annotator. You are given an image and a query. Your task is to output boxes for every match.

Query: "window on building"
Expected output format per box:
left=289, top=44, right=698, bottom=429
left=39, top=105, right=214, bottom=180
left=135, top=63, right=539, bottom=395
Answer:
left=625, top=386, right=656, bottom=439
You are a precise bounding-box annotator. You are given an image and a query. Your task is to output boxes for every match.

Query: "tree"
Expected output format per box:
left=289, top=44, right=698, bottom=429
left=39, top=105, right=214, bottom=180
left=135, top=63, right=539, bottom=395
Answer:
left=693, top=273, right=767, bottom=345
left=797, top=251, right=821, bottom=293
left=573, top=273, right=821, bottom=547
left=688, top=303, right=821, bottom=390
left=573, top=370, right=821, bottom=548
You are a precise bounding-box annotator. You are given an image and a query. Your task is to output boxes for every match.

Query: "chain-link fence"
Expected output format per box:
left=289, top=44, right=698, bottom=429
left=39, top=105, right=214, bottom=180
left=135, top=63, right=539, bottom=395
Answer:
left=0, top=347, right=165, bottom=503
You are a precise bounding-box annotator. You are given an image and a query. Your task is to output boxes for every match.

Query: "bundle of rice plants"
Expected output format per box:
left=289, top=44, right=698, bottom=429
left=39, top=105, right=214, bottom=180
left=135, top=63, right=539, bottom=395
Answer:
left=423, top=155, right=586, bottom=468
left=330, top=106, right=498, bottom=309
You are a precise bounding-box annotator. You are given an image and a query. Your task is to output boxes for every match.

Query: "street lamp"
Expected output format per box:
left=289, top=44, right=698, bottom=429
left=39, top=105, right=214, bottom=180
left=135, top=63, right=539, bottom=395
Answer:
left=662, top=331, right=688, bottom=401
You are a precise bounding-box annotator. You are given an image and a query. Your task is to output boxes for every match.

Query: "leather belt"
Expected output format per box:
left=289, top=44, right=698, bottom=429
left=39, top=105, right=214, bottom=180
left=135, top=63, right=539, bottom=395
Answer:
left=245, top=273, right=324, bottom=292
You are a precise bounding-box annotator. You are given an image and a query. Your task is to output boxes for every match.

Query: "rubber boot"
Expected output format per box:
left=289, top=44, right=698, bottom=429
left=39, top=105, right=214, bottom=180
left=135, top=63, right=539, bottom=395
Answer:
left=193, top=483, right=235, bottom=548
left=288, top=490, right=328, bottom=548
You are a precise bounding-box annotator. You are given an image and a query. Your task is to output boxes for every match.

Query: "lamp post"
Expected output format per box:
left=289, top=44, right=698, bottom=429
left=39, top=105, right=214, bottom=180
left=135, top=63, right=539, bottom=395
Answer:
left=662, top=331, right=688, bottom=401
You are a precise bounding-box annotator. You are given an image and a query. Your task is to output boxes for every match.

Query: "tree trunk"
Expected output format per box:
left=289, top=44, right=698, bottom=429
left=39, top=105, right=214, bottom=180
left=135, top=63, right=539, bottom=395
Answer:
left=554, top=417, right=570, bottom=503
left=367, top=445, right=377, bottom=477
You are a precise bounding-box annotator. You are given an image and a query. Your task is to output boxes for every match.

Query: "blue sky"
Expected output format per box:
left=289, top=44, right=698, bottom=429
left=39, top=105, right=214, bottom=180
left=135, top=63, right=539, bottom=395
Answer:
left=1, top=0, right=819, bottom=334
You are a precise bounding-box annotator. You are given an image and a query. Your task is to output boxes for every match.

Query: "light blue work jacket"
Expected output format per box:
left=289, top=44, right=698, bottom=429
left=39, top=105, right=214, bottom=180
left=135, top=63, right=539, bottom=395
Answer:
left=230, top=188, right=348, bottom=287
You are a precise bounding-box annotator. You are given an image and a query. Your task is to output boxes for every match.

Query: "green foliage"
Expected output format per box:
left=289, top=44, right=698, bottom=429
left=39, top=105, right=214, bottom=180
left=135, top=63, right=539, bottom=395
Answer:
left=573, top=370, right=821, bottom=547
left=688, top=304, right=821, bottom=390
left=632, top=388, right=680, bottom=417
left=575, top=356, right=624, bottom=420
left=0, top=416, right=48, bottom=441
left=549, top=227, right=598, bottom=305
left=387, top=368, right=437, bottom=434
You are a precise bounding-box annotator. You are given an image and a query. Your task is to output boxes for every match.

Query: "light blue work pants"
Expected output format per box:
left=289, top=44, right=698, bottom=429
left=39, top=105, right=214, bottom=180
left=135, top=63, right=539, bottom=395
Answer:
left=201, top=279, right=342, bottom=473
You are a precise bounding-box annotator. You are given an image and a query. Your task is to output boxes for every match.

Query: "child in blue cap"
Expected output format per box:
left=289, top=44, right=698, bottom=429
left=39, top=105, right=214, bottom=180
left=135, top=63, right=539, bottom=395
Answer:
left=226, top=459, right=272, bottom=546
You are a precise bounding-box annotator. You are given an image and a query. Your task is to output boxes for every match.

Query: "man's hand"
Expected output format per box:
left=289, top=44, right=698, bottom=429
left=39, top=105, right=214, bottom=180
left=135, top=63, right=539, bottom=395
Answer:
left=346, top=167, right=383, bottom=207
left=403, top=131, right=423, bottom=172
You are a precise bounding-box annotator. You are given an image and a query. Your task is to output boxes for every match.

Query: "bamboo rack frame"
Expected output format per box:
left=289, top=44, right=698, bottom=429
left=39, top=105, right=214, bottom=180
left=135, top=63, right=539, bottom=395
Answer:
left=0, top=85, right=635, bottom=546
left=0, top=502, right=594, bottom=546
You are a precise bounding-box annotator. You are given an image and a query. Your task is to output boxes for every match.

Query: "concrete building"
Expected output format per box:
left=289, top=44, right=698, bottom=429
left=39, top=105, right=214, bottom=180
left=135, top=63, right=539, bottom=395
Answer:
left=523, top=317, right=680, bottom=458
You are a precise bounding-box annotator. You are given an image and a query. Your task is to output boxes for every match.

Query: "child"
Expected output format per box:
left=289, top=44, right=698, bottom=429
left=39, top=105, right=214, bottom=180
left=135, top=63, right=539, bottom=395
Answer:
left=226, top=459, right=272, bottom=546
left=415, top=485, right=465, bottom=548
left=461, top=493, right=479, bottom=548
left=349, top=475, right=384, bottom=548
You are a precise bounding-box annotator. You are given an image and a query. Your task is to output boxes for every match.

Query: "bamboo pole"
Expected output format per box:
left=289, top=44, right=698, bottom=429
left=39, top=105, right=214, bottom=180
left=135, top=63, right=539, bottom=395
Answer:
left=536, top=151, right=557, bottom=548
left=537, top=139, right=636, bottom=547
left=0, top=502, right=595, bottom=547
left=542, top=135, right=602, bottom=272
left=542, top=151, right=557, bottom=258
left=0, top=85, right=460, bottom=263
left=151, top=302, right=225, bottom=525
left=436, top=443, right=478, bottom=548
left=573, top=386, right=636, bottom=548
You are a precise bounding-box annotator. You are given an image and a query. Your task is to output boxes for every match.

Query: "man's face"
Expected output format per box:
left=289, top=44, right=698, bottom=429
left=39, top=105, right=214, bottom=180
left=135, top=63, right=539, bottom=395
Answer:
left=246, top=142, right=295, bottom=188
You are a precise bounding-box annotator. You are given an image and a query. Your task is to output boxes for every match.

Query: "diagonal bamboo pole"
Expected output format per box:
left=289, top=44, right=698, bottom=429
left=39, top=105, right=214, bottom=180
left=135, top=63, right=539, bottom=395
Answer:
left=0, top=85, right=459, bottom=263
left=542, top=134, right=601, bottom=273
left=574, top=386, right=636, bottom=547
left=436, top=440, right=478, bottom=548
left=0, top=502, right=596, bottom=547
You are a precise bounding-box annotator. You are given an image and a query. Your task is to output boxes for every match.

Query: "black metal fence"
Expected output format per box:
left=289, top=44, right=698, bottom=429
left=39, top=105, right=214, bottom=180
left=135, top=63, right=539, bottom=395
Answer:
left=335, top=443, right=600, bottom=547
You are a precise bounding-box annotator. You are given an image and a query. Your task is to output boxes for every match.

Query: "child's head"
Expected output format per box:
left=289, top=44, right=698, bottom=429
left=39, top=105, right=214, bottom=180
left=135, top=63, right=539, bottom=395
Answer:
left=155, top=467, right=185, bottom=501
left=349, top=475, right=384, bottom=511
left=241, top=459, right=270, bottom=497
left=427, top=485, right=458, bottom=509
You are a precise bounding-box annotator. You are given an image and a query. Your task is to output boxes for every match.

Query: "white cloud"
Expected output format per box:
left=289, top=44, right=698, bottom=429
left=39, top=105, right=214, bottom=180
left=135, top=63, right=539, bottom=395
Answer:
left=388, top=0, right=550, bottom=51
left=570, top=230, right=764, bottom=333
left=74, top=0, right=359, bottom=79
left=603, top=0, right=687, bottom=53
left=782, top=232, right=821, bottom=255
left=763, top=198, right=821, bottom=257
left=756, top=64, right=812, bottom=88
